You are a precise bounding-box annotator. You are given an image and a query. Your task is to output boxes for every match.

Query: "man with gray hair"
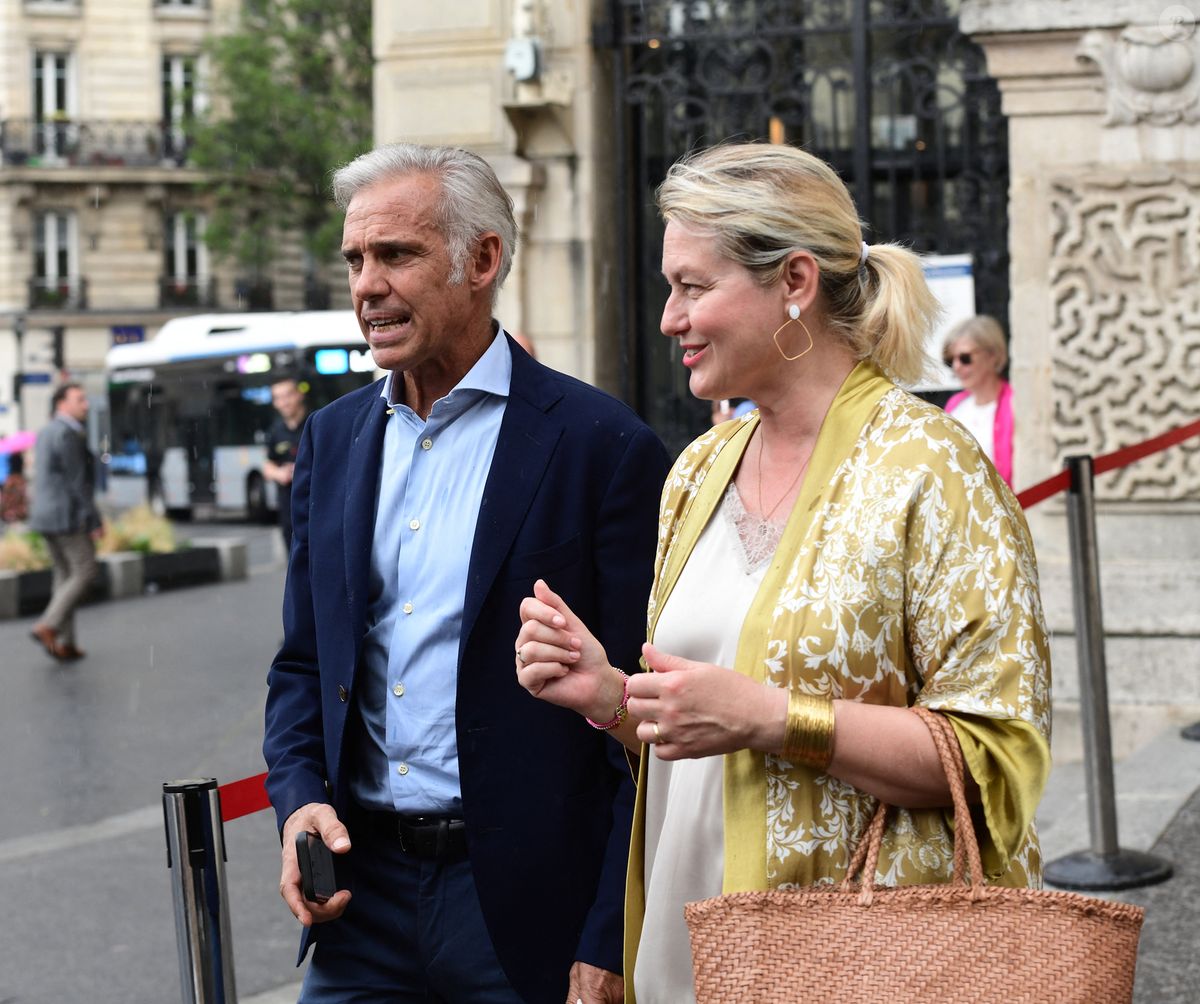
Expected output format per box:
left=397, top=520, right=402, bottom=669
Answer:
left=264, top=143, right=669, bottom=1002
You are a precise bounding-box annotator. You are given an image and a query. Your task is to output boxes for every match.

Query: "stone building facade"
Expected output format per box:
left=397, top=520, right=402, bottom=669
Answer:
left=962, top=0, right=1200, bottom=755
left=377, top=0, right=1200, bottom=753
left=2, top=1, right=1191, bottom=747
left=0, top=0, right=315, bottom=436
left=373, top=0, right=618, bottom=388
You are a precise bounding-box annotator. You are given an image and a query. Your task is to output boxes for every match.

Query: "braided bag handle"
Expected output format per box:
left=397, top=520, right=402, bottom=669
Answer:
left=840, top=706, right=985, bottom=904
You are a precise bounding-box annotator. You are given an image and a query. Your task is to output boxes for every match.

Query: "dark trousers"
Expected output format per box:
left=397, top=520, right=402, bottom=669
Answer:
left=299, top=826, right=523, bottom=1003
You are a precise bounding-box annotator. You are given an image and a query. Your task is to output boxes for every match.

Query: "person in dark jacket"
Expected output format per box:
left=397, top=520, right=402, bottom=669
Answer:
left=263, top=143, right=670, bottom=1004
left=28, top=383, right=101, bottom=661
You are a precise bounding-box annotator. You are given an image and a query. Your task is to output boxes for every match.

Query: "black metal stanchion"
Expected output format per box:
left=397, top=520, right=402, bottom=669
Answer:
left=1043, top=456, right=1173, bottom=891
left=163, top=778, right=238, bottom=1004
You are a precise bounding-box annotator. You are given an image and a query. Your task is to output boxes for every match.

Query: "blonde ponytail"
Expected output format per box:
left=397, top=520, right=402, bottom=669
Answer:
left=856, top=243, right=941, bottom=385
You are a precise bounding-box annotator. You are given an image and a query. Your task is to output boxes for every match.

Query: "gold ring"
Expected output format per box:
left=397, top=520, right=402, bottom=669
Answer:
left=652, top=722, right=662, bottom=743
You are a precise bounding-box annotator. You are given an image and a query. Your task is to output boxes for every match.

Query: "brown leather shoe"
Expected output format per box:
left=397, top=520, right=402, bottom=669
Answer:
left=30, top=623, right=69, bottom=661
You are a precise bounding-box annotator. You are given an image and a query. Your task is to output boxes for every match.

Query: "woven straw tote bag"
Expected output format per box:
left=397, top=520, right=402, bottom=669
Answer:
left=684, top=707, right=1145, bottom=1003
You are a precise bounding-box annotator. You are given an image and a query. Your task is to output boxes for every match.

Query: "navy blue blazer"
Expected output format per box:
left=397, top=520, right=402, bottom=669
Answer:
left=263, top=337, right=670, bottom=1002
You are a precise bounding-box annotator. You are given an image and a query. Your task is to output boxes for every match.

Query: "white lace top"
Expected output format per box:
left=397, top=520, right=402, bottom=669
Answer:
left=720, top=482, right=786, bottom=573
left=633, top=485, right=780, bottom=1003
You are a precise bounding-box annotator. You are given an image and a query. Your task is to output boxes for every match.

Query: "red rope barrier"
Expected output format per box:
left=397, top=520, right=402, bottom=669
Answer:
left=1093, top=417, right=1200, bottom=478
left=218, top=772, right=269, bottom=822
left=214, top=418, right=1200, bottom=821
left=1015, top=470, right=1071, bottom=510
left=1016, top=417, right=1200, bottom=511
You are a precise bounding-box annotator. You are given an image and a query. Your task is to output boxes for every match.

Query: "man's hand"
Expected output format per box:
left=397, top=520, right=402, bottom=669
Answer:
left=566, top=961, right=623, bottom=1004
left=263, top=460, right=294, bottom=487
left=516, top=579, right=618, bottom=721
left=280, top=802, right=352, bottom=927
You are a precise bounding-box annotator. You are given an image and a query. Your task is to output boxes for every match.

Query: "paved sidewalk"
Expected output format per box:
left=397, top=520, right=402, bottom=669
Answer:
left=1038, top=726, right=1200, bottom=863
left=244, top=982, right=304, bottom=1004
left=1037, top=726, right=1200, bottom=1003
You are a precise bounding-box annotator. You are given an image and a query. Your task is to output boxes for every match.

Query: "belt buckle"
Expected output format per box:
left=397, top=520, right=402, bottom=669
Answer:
left=398, top=816, right=451, bottom=858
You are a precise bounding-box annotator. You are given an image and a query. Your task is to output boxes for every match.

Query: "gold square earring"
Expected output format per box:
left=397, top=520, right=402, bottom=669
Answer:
left=773, top=303, right=814, bottom=361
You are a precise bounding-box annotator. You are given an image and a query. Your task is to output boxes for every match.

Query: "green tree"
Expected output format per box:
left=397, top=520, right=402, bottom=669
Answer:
left=190, top=0, right=372, bottom=290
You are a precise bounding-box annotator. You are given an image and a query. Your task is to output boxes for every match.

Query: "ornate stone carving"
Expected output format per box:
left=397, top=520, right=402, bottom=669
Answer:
left=1077, top=22, right=1200, bottom=126
left=1049, top=171, right=1200, bottom=500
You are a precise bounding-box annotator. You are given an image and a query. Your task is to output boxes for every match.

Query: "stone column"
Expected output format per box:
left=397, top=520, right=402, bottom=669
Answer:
left=962, top=0, right=1200, bottom=759
left=372, top=0, right=616, bottom=389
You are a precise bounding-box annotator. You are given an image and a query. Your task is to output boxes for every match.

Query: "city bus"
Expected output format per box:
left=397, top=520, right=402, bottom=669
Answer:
left=104, top=311, right=377, bottom=519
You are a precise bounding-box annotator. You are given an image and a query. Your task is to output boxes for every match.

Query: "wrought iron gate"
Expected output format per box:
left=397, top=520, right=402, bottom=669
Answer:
left=600, top=0, right=1010, bottom=453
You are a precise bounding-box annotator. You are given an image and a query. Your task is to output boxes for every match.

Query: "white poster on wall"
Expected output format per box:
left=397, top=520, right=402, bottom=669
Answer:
left=912, top=253, right=976, bottom=392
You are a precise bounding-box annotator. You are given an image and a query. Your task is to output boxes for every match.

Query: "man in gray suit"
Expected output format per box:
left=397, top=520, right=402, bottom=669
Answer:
left=29, top=383, right=101, bottom=661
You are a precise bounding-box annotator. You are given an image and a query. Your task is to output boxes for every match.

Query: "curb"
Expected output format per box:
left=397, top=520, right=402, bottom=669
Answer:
left=0, top=538, right=249, bottom=619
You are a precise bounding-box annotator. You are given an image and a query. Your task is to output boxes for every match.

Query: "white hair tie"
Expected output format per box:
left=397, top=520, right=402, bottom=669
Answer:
left=859, top=240, right=870, bottom=266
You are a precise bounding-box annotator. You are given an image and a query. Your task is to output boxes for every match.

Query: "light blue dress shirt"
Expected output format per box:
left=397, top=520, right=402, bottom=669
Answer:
left=350, top=330, right=512, bottom=815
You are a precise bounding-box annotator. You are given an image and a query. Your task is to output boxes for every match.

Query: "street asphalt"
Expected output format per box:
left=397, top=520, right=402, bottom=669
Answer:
left=1, top=523, right=307, bottom=1003
left=1, top=520, right=1196, bottom=1002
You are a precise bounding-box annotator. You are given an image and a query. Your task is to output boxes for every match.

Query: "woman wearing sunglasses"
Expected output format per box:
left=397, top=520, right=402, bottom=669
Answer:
left=943, top=314, right=1013, bottom=485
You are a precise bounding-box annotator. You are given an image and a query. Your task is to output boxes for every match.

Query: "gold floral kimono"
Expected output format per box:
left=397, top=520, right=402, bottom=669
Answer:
left=623, top=362, right=1052, bottom=995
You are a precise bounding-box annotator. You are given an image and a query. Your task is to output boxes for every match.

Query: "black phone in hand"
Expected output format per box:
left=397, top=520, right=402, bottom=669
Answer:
left=295, top=831, right=336, bottom=904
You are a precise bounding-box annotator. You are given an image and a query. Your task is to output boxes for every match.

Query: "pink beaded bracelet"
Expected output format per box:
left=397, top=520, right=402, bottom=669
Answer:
left=585, top=668, right=629, bottom=730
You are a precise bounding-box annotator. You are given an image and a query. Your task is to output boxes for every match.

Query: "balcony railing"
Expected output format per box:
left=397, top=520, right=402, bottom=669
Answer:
left=160, top=275, right=217, bottom=309
left=303, top=279, right=332, bottom=310
left=1, top=119, right=195, bottom=168
left=29, top=276, right=88, bottom=309
left=234, top=279, right=274, bottom=312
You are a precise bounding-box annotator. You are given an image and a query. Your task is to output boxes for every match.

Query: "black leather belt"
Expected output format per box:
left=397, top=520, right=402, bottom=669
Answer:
left=357, top=809, right=469, bottom=861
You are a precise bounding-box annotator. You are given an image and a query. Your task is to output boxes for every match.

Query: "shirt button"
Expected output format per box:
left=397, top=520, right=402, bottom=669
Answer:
left=337, top=685, right=347, bottom=702
left=402, top=602, right=413, bottom=615
left=409, top=518, right=420, bottom=531
left=421, top=438, right=433, bottom=451
left=393, top=682, right=405, bottom=697
left=397, top=763, right=409, bottom=776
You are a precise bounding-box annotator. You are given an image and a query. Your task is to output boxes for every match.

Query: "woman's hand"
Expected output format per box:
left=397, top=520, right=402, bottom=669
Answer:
left=628, top=642, right=788, bottom=760
left=515, top=579, right=625, bottom=723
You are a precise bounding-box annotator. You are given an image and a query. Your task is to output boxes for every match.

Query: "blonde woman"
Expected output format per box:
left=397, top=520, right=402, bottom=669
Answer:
left=515, top=144, right=1050, bottom=1003
left=943, top=314, right=1013, bottom=484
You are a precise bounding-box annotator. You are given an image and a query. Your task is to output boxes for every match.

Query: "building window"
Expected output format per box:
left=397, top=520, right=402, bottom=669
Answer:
left=162, top=212, right=211, bottom=306
left=24, top=0, right=81, bottom=12
left=33, top=52, right=70, bottom=118
left=154, top=0, right=210, bottom=14
left=33, top=51, right=75, bottom=159
left=161, top=54, right=199, bottom=163
left=32, top=210, right=81, bottom=307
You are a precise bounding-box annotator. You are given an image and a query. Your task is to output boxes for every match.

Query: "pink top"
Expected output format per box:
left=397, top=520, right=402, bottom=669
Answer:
left=946, top=380, right=1013, bottom=486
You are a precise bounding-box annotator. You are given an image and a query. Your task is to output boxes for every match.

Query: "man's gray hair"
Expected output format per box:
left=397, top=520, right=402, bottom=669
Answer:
left=332, top=143, right=517, bottom=293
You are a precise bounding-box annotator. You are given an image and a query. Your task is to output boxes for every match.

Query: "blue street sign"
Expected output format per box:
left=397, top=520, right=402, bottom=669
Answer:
left=19, top=372, right=52, bottom=384
left=112, top=325, right=145, bottom=345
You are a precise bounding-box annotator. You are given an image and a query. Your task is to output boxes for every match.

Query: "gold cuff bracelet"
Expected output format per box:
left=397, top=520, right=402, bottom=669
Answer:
left=782, top=691, right=836, bottom=770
